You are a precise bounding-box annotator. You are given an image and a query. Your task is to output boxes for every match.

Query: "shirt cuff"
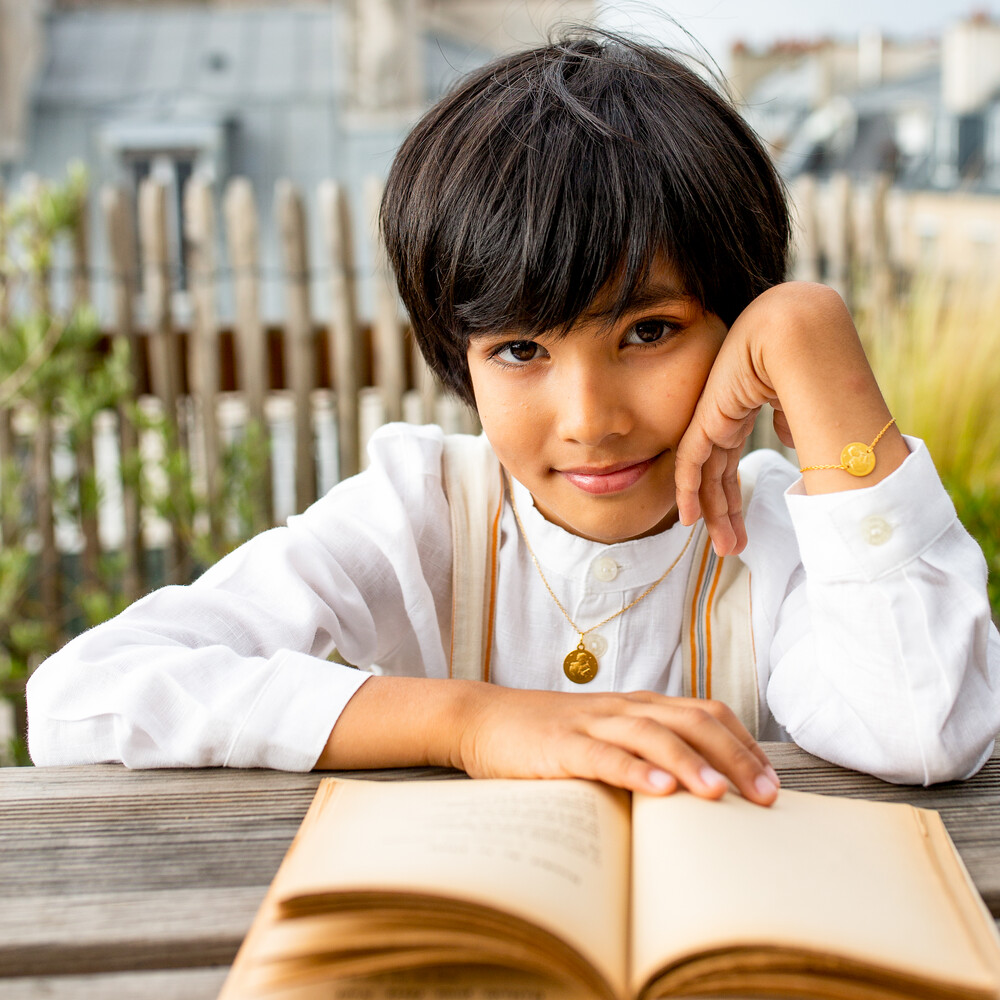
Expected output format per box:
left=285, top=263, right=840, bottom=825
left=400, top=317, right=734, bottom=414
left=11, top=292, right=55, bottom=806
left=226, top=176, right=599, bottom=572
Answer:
left=783, top=436, right=957, bottom=583
left=223, top=651, right=372, bottom=770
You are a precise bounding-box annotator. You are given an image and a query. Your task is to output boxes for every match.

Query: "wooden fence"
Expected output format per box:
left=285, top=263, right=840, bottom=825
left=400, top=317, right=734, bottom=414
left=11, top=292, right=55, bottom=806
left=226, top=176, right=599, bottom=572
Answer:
left=2, top=167, right=1000, bottom=757
left=3, top=174, right=479, bottom=582
left=0, top=173, right=481, bottom=756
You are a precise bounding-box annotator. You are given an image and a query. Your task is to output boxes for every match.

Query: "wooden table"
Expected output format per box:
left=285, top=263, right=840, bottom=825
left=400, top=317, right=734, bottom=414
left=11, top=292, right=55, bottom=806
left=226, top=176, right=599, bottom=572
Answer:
left=2, top=743, right=999, bottom=999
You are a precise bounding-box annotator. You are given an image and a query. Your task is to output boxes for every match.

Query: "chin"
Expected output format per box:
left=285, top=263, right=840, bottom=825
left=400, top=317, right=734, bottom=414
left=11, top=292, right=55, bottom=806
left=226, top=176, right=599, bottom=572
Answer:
left=572, top=508, right=678, bottom=544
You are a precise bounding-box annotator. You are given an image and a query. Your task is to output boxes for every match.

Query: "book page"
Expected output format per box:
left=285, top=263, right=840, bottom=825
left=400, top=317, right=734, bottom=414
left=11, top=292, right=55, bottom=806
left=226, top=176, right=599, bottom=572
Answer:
left=276, top=777, right=631, bottom=998
left=235, top=964, right=584, bottom=1000
left=629, top=788, right=999, bottom=997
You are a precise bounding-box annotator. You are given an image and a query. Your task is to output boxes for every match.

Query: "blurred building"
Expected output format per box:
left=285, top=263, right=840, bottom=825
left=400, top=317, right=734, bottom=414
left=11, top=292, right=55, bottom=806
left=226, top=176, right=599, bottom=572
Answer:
left=733, top=13, right=1000, bottom=194
left=0, top=0, right=593, bottom=320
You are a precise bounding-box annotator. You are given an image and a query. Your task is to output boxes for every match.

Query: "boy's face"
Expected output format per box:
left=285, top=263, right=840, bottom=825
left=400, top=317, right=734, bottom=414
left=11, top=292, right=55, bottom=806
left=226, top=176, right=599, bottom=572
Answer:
left=467, top=261, right=727, bottom=543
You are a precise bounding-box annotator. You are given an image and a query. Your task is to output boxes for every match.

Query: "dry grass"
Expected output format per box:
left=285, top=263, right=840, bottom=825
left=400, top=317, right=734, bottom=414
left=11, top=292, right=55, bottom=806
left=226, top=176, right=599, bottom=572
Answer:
left=858, top=276, right=1000, bottom=619
left=859, top=278, right=1000, bottom=492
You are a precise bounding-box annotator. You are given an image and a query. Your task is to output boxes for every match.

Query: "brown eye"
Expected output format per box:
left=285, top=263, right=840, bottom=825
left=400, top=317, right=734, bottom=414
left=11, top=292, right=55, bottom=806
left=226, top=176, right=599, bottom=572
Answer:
left=494, top=340, right=544, bottom=364
left=625, top=320, right=676, bottom=345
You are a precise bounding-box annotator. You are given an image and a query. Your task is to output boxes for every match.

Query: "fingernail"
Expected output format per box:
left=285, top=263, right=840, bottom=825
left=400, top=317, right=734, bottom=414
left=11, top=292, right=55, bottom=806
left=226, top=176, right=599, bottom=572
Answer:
left=755, top=774, right=779, bottom=798
left=699, top=766, right=726, bottom=789
left=765, top=765, right=780, bottom=786
left=648, top=769, right=673, bottom=791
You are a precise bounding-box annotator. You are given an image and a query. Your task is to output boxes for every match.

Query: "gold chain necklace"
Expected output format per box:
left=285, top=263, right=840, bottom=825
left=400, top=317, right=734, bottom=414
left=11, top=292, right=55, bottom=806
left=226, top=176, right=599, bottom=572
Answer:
left=507, top=481, right=696, bottom=684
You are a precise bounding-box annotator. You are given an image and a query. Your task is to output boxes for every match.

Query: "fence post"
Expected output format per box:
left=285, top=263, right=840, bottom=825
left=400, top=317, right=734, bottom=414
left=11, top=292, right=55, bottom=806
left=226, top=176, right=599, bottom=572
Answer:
left=319, top=181, right=362, bottom=480
left=0, top=181, right=16, bottom=547
left=138, top=177, right=186, bottom=579
left=184, top=176, right=222, bottom=536
left=21, top=175, right=60, bottom=644
left=412, top=336, right=438, bottom=425
left=101, top=185, right=145, bottom=601
left=276, top=180, right=317, bottom=511
left=870, top=173, right=893, bottom=326
left=790, top=174, right=822, bottom=283
left=69, top=183, right=102, bottom=591
left=223, top=177, right=273, bottom=528
left=826, top=172, right=854, bottom=308
left=138, top=179, right=181, bottom=430
left=365, top=176, right=406, bottom=425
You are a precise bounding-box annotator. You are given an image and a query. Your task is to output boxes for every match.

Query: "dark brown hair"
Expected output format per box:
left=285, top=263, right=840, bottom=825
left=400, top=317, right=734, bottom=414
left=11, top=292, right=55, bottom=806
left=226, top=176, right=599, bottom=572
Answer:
left=381, top=29, right=790, bottom=408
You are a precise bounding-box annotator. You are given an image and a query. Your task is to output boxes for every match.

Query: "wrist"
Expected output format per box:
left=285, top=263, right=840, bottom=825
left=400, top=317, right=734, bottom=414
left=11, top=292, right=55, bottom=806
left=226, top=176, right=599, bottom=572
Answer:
left=741, top=284, right=907, bottom=490
left=317, top=676, right=494, bottom=772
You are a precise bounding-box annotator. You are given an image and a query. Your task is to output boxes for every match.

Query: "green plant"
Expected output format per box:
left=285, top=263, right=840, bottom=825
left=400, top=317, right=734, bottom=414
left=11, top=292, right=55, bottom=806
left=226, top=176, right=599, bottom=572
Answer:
left=135, top=405, right=272, bottom=577
left=0, top=165, right=129, bottom=763
left=1, top=168, right=275, bottom=764
left=858, top=276, right=1000, bottom=621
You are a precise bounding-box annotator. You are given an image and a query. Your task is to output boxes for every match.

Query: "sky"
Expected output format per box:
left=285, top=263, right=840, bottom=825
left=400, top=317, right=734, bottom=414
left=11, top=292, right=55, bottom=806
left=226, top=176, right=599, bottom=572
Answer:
left=597, top=1, right=1000, bottom=71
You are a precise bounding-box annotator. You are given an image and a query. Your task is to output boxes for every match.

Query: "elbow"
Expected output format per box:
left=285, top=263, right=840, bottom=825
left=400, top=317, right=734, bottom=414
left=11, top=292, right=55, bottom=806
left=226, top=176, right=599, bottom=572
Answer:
left=908, top=733, right=995, bottom=787
left=839, top=730, right=994, bottom=787
left=25, top=672, right=81, bottom=766
left=25, top=655, right=130, bottom=766
left=783, top=705, right=997, bottom=787
left=26, top=667, right=58, bottom=765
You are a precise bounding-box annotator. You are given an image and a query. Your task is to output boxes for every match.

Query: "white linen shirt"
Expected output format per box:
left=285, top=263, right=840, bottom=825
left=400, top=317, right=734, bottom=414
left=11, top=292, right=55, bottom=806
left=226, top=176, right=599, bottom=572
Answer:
left=27, top=423, right=1000, bottom=783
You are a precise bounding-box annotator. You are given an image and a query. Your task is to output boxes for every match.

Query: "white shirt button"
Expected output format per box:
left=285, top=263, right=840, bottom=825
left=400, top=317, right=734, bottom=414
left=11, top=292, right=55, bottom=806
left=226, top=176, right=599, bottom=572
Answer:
left=862, top=516, right=893, bottom=546
left=584, top=633, right=608, bottom=657
left=592, top=557, right=619, bottom=582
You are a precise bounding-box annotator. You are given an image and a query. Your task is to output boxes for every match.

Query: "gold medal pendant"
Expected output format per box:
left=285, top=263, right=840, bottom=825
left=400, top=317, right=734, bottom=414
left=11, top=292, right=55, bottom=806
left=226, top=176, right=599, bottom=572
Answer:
left=564, top=640, right=599, bottom=684
left=507, top=474, right=696, bottom=689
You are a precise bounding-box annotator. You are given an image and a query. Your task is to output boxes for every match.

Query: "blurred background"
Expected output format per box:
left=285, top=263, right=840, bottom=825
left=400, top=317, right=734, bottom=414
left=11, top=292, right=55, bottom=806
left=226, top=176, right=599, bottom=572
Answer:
left=2, top=0, right=999, bottom=763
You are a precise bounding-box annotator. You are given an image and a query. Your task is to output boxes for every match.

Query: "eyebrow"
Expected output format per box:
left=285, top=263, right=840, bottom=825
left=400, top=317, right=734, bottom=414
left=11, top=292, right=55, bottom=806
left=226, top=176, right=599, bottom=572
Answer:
left=582, top=278, right=693, bottom=321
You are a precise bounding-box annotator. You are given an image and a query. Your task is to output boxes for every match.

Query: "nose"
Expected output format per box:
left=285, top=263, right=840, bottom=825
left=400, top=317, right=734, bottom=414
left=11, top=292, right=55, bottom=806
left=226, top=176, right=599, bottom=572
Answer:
left=554, top=362, right=632, bottom=446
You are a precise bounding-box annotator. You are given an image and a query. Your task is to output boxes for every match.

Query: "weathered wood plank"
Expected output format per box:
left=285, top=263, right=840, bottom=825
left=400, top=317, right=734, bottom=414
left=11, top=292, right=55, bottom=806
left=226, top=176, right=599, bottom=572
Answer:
left=137, top=179, right=181, bottom=431
left=1, top=966, right=229, bottom=1000
left=101, top=184, right=145, bottom=600
left=790, top=173, right=821, bottom=283
left=22, top=179, right=62, bottom=642
left=1, top=746, right=997, bottom=990
left=0, top=179, right=12, bottom=545
left=70, top=186, right=102, bottom=590
left=31, top=406, right=59, bottom=641
left=137, top=177, right=185, bottom=578
left=365, top=176, right=406, bottom=425
left=0, top=888, right=261, bottom=977
left=223, top=176, right=274, bottom=527
left=824, top=171, right=854, bottom=306
left=319, top=180, right=362, bottom=480
left=276, top=180, right=317, bottom=511
left=183, top=176, right=223, bottom=536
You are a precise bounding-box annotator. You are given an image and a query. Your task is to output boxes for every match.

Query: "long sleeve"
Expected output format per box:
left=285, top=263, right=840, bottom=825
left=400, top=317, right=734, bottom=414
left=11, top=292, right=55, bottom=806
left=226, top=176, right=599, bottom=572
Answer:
left=27, top=424, right=455, bottom=770
left=747, top=438, right=1000, bottom=784
left=28, top=423, right=1000, bottom=783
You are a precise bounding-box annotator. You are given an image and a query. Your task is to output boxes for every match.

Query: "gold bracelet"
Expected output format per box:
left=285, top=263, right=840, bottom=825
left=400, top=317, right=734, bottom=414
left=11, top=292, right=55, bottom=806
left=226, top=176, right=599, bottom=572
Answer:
left=799, top=417, right=896, bottom=477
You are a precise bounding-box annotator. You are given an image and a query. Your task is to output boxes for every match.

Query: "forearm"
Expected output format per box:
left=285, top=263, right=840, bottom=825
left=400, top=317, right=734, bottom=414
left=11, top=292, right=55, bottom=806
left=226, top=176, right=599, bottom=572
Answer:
left=319, top=678, right=781, bottom=805
left=758, top=442, right=1000, bottom=783
left=316, top=675, right=486, bottom=770
left=750, top=283, right=910, bottom=493
left=676, top=282, right=913, bottom=551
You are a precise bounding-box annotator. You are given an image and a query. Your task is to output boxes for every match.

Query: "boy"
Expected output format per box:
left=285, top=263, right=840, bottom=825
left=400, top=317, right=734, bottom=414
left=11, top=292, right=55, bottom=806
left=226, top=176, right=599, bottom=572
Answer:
left=27, top=31, right=1000, bottom=803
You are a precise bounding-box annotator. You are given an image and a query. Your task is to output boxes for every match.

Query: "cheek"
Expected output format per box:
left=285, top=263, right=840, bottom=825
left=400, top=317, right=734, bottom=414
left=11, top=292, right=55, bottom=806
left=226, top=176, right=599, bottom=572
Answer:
left=468, top=368, right=530, bottom=457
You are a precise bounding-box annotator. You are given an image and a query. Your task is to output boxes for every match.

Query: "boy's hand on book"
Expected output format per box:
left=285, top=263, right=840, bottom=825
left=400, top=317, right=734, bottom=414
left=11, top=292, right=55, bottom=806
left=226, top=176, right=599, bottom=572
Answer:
left=457, top=685, right=780, bottom=805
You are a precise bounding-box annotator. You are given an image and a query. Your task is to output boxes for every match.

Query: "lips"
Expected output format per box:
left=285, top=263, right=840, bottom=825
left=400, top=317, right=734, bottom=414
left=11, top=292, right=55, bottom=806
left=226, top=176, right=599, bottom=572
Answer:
left=558, top=457, right=657, bottom=495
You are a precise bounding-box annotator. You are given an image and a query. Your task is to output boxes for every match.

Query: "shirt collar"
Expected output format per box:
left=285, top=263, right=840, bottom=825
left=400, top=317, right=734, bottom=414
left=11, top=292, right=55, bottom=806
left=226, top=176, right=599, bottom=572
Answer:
left=505, top=474, right=699, bottom=589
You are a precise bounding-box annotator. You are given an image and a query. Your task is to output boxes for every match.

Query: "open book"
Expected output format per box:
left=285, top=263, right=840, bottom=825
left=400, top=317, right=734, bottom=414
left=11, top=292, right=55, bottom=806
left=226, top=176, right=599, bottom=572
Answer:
left=220, top=777, right=1000, bottom=1000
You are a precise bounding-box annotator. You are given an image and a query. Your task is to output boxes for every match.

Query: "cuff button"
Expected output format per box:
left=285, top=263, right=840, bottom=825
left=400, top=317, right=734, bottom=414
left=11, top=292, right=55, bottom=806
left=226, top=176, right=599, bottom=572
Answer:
left=862, top=515, right=893, bottom=546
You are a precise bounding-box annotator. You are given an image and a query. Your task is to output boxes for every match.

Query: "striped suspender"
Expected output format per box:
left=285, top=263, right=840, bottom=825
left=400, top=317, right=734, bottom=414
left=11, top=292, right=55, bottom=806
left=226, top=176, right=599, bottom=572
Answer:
left=681, top=526, right=759, bottom=737
left=680, top=472, right=760, bottom=738
left=442, top=434, right=504, bottom=682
